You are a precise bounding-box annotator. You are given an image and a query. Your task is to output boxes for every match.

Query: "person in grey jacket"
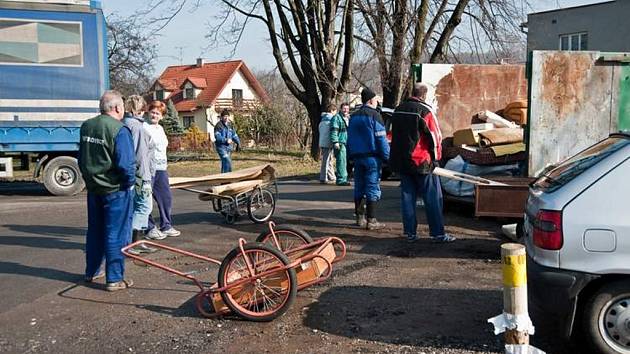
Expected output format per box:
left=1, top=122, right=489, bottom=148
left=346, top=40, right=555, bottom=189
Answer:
left=123, top=95, right=157, bottom=254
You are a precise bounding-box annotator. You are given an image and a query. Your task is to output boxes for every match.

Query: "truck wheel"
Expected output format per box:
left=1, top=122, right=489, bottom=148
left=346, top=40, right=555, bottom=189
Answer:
left=582, top=280, right=630, bottom=354
left=42, top=156, right=85, bottom=196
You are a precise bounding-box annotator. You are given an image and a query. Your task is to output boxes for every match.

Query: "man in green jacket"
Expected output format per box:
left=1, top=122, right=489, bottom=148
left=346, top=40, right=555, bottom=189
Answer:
left=78, top=90, right=136, bottom=292
left=330, top=102, right=351, bottom=186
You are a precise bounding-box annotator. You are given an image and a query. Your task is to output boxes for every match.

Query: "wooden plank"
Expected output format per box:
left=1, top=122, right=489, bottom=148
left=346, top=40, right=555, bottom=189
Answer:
left=433, top=167, right=507, bottom=186
left=169, top=164, right=275, bottom=189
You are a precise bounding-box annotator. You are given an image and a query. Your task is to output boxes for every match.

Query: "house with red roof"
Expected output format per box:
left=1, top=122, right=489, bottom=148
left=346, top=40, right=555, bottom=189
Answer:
left=149, top=59, right=269, bottom=139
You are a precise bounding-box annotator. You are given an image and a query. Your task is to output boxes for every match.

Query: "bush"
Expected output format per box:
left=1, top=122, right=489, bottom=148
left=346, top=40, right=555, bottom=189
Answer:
left=237, top=104, right=310, bottom=150
left=181, top=123, right=210, bottom=151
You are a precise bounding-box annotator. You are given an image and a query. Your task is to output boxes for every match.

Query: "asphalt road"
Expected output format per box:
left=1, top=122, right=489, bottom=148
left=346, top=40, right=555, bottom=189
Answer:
left=0, top=179, right=574, bottom=353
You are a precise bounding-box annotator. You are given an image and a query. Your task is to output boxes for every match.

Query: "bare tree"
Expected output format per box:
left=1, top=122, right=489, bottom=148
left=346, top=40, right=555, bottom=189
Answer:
left=208, top=0, right=355, bottom=159
left=356, top=0, right=529, bottom=108
left=107, top=14, right=157, bottom=96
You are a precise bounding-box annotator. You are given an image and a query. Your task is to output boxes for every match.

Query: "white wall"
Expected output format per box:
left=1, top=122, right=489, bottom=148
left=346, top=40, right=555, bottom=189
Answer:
left=217, top=70, right=257, bottom=100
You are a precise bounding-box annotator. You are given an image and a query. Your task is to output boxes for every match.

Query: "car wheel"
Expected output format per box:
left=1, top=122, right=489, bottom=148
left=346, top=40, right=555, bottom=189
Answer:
left=582, top=280, right=630, bottom=354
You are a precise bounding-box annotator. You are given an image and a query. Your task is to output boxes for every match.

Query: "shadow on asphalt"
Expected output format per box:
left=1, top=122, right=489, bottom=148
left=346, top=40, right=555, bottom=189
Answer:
left=0, top=235, right=83, bottom=250
left=0, top=261, right=82, bottom=282
left=0, top=182, right=50, bottom=196
left=57, top=284, right=204, bottom=319
left=303, top=285, right=503, bottom=351
left=3, top=224, right=85, bottom=237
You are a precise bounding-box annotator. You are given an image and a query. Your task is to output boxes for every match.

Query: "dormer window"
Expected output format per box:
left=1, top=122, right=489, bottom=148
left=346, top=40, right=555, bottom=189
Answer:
left=156, top=89, right=165, bottom=101
left=185, top=87, right=195, bottom=99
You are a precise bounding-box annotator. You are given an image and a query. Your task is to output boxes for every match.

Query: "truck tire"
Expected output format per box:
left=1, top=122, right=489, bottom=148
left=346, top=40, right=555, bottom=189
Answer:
left=582, top=280, right=630, bottom=354
left=42, top=156, right=85, bottom=196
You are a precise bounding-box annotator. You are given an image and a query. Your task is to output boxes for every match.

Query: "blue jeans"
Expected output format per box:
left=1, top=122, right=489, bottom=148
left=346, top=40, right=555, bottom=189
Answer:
left=148, top=170, right=173, bottom=231
left=218, top=149, right=232, bottom=173
left=132, top=187, right=152, bottom=231
left=353, top=157, right=381, bottom=202
left=400, top=173, right=445, bottom=237
left=85, top=189, right=134, bottom=283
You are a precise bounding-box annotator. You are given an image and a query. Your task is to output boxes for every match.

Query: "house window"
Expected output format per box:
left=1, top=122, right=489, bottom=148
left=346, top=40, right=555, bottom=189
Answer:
left=232, top=89, right=243, bottom=107
left=559, top=33, right=588, bottom=51
left=156, top=90, right=164, bottom=101
left=185, top=88, right=195, bottom=99
left=183, top=116, right=194, bottom=129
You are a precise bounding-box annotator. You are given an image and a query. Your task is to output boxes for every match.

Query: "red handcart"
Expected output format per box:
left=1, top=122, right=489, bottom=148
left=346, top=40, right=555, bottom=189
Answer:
left=122, top=222, right=346, bottom=322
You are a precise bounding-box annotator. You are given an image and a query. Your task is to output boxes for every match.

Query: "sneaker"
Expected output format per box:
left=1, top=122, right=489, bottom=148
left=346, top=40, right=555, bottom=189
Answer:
left=366, top=218, right=386, bottom=230
left=406, top=235, right=420, bottom=243
left=145, top=228, right=167, bottom=240
left=431, top=234, right=456, bottom=243
left=356, top=215, right=367, bottom=228
left=84, top=270, right=105, bottom=283
left=127, top=243, right=158, bottom=255
left=161, top=227, right=181, bottom=237
left=105, top=279, right=134, bottom=292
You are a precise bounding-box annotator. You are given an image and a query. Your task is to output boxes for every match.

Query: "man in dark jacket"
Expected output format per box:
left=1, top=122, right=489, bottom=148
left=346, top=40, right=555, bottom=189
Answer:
left=214, top=109, right=241, bottom=173
left=389, top=83, right=455, bottom=243
left=78, top=90, right=136, bottom=291
left=347, top=87, right=390, bottom=230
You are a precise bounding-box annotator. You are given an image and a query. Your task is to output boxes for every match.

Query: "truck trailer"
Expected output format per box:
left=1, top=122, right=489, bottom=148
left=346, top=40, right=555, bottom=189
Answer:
left=0, top=0, right=108, bottom=195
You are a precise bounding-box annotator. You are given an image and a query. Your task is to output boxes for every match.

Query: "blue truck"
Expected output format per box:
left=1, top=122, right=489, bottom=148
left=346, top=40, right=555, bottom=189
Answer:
left=0, top=0, right=108, bottom=195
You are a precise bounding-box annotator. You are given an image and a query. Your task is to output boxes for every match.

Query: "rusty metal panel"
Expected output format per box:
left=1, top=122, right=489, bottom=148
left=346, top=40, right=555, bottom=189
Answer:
left=421, top=64, right=528, bottom=137
left=528, top=51, right=622, bottom=176
left=474, top=177, right=533, bottom=218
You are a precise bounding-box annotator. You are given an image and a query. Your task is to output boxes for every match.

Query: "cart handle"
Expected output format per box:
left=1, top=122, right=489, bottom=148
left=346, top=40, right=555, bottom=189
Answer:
left=266, top=221, right=281, bottom=250
left=237, top=238, right=257, bottom=278
left=122, top=240, right=221, bottom=291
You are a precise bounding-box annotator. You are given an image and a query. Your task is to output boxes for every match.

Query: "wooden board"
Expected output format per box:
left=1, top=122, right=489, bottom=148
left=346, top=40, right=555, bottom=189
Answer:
left=474, top=177, right=534, bottom=218
left=169, top=164, right=275, bottom=189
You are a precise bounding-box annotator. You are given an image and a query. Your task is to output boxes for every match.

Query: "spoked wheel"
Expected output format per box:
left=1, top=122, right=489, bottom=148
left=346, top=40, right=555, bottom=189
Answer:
left=255, top=225, right=313, bottom=253
left=218, top=243, right=297, bottom=322
left=247, top=189, right=275, bottom=224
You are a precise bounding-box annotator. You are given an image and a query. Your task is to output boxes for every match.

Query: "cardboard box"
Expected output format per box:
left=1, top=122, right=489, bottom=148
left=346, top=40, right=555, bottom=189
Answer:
left=453, top=129, right=481, bottom=146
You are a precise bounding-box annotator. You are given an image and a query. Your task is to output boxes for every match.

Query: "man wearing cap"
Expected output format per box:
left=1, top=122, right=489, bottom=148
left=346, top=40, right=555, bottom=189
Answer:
left=78, top=90, right=136, bottom=291
left=214, top=109, right=241, bottom=173
left=346, top=87, right=390, bottom=230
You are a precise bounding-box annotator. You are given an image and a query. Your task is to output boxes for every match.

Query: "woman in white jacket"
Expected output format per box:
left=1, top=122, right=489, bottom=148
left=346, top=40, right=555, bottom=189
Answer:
left=144, top=101, right=181, bottom=239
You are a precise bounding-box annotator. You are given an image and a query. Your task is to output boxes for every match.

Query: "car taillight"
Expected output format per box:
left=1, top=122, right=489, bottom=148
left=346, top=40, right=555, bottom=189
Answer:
left=533, top=210, right=563, bottom=250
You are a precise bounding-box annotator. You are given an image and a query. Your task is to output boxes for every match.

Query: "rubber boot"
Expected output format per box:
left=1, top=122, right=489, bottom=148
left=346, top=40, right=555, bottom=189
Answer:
left=128, top=230, right=157, bottom=255
left=354, top=198, right=366, bottom=228
left=366, top=201, right=385, bottom=230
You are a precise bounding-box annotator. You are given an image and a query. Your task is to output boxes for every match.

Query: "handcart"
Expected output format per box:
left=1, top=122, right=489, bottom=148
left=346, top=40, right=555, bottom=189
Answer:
left=122, top=222, right=346, bottom=322
left=169, top=164, right=278, bottom=224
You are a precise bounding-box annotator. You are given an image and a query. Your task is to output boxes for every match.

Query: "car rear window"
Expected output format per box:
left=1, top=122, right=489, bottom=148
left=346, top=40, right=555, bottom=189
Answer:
left=533, top=136, right=629, bottom=192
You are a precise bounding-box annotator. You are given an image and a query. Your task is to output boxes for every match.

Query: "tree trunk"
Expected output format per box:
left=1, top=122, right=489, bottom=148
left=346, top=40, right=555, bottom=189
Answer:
left=306, top=103, right=321, bottom=160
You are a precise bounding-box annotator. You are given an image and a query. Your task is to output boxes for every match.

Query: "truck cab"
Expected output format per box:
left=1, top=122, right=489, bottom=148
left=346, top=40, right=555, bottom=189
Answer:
left=0, top=0, right=108, bottom=195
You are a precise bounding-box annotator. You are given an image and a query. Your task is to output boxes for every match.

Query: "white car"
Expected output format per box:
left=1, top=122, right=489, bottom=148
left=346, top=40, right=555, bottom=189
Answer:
left=525, top=132, right=630, bottom=353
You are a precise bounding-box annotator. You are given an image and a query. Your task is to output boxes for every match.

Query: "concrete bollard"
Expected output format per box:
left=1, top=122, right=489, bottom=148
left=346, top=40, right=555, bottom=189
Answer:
left=488, top=243, right=543, bottom=354
left=501, top=243, right=529, bottom=346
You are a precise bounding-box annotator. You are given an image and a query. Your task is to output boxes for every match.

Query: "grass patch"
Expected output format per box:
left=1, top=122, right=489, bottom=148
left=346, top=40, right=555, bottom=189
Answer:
left=167, top=150, right=318, bottom=178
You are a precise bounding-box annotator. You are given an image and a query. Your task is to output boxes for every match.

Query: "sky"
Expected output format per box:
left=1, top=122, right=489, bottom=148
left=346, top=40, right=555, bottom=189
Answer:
left=101, top=0, right=612, bottom=75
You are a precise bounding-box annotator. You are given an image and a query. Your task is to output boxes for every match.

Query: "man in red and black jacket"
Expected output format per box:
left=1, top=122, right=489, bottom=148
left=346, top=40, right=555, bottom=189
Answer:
left=389, top=83, right=456, bottom=243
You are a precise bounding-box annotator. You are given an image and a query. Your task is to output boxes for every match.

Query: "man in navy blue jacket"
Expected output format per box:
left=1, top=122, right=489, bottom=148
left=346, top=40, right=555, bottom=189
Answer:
left=347, top=87, right=390, bottom=230
left=214, top=109, right=241, bottom=173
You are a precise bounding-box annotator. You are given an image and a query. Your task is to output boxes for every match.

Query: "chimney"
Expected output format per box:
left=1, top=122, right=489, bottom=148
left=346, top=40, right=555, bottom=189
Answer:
left=196, top=58, right=205, bottom=67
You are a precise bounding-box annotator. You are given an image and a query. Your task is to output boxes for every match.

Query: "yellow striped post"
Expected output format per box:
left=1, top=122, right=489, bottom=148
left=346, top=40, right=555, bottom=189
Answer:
left=501, top=243, right=529, bottom=345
